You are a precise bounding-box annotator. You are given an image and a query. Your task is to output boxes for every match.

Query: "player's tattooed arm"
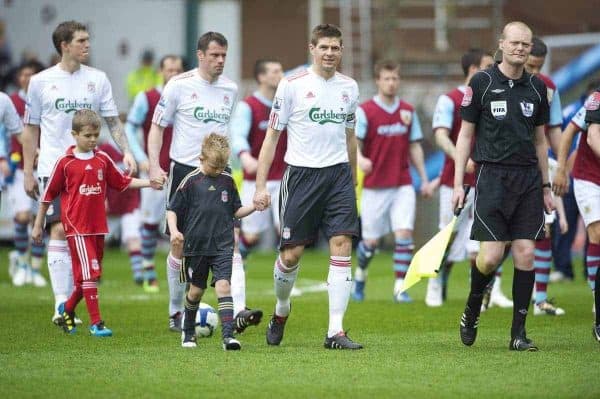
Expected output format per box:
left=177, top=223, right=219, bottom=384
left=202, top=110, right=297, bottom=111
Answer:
left=105, top=115, right=137, bottom=175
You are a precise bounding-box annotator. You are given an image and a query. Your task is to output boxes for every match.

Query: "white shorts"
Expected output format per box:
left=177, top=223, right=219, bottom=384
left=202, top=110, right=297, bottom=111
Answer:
left=107, top=209, right=141, bottom=244
left=141, top=183, right=166, bottom=224
left=439, top=185, right=479, bottom=262
left=360, top=185, right=415, bottom=240
left=241, top=179, right=280, bottom=234
left=574, top=178, right=600, bottom=227
left=7, top=170, right=37, bottom=214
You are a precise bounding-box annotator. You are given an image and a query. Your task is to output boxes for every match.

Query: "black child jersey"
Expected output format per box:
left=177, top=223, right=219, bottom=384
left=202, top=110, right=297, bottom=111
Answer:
left=461, top=63, right=550, bottom=166
left=167, top=169, right=242, bottom=256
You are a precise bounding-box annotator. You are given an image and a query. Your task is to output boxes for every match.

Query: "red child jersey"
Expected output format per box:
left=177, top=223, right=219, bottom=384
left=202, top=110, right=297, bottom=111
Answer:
left=360, top=99, right=415, bottom=188
left=143, top=88, right=173, bottom=172
left=42, top=146, right=132, bottom=236
left=242, top=95, right=287, bottom=181
left=98, top=142, right=141, bottom=215
left=438, top=88, right=475, bottom=187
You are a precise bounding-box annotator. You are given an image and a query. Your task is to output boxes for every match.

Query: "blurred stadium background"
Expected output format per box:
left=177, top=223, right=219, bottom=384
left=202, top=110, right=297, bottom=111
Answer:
left=1, top=0, right=599, bottom=247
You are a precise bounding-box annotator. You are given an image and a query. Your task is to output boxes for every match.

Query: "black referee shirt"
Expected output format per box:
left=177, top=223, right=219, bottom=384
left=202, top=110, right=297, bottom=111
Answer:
left=461, top=62, right=550, bottom=166
left=167, top=169, right=241, bottom=256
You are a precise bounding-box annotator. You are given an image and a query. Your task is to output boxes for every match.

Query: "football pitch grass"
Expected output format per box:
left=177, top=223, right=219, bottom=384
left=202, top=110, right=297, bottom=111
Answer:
left=1, top=246, right=598, bottom=398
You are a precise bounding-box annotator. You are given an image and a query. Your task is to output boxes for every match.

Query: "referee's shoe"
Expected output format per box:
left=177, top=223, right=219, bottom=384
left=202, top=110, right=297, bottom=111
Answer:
left=509, top=327, right=538, bottom=352
left=459, top=305, right=480, bottom=346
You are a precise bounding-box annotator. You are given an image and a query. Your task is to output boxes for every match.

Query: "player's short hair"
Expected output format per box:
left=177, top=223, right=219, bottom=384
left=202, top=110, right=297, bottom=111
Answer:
left=310, top=24, right=343, bottom=46
left=197, top=32, right=228, bottom=52
left=374, top=60, right=400, bottom=79
left=72, top=109, right=101, bottom=133
left=531, top=37, right=548, bottom=57
left=159, top=55, right=182, bottom=69
left=52, top=21, right=87, bottom=55
left=253, top=59, right=281, bottom=82
left=201, top=133, right=230, bottom=169
left=461, top=48, right=491, bottom=77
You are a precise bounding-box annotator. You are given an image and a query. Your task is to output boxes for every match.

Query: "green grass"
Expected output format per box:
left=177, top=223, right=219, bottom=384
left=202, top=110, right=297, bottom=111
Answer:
left=0, top=246, right=598, bottom=398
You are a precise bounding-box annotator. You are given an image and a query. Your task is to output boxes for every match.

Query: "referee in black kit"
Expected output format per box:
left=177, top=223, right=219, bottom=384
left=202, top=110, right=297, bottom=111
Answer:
left=452, top=21, right=553, bottom=352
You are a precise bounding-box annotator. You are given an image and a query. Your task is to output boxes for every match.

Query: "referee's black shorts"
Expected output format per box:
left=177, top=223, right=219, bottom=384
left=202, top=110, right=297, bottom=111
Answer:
left=278, top=162, right=359, bottom=248
left=471, top=163, right=545, bottom=242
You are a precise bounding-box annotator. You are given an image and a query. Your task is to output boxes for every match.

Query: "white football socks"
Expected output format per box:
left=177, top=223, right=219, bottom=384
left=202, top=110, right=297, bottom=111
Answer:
left=47, top=240, right=73, bottom=311
left=327, top=256, right=352, bottom=338
left=231, top=252, right=246, bottom=317
left=167, top=252, right=185, bottom=316
left=273, top=256, right=299, bottom=317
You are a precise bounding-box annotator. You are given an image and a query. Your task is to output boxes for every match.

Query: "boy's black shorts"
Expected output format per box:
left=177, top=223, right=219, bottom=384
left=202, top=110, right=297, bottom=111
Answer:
left=180, top=252, right=232, bottom=289
left=471, top=163, right=545, bottom=241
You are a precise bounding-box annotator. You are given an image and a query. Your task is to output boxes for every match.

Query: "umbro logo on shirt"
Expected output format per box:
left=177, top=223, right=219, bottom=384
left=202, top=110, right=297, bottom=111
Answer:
left=491, top=89, right=505, bottom=94
left=305, top=91, right=315, bottom=99
left=208, top=185, right=216, bottom=191
left=85, top=164, right=93, bottom=170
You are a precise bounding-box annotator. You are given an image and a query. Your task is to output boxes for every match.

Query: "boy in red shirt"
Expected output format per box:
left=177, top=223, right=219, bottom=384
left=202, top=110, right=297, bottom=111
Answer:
left=32, top=109, right=160, bottom=337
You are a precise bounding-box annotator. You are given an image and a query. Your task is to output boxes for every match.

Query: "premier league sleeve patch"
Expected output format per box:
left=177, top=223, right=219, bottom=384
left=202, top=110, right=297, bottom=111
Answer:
left=461, top=87, right=473, bottom=107
left=520, top=101, right=534, bottom=118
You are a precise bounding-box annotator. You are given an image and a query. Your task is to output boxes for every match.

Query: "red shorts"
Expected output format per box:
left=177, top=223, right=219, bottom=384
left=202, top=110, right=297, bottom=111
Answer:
left=67, top=235, right=105, bottom=283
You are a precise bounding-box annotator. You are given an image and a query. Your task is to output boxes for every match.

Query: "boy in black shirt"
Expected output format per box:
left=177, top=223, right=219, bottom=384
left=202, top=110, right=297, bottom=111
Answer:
left=167, top=133, right=255, bottom=350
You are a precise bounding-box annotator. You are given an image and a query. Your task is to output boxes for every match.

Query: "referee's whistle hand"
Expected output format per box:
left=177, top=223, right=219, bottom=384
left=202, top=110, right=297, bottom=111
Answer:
left=451, top=186, right=464, bottom=214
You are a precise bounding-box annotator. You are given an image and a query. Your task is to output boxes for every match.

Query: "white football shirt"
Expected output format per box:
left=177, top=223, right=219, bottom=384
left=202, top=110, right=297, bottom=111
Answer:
left=269, top=66, right=358, bottom=168
left=24, top=64, right=118, bottom=177
left=152, top=69, right=238, bottom=167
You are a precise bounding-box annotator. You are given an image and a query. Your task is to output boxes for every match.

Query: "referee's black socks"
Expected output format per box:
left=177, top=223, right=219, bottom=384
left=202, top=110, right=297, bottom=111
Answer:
left=511, top=268, right=535, bottom=338
left=466, top=264, right=495, bottom=312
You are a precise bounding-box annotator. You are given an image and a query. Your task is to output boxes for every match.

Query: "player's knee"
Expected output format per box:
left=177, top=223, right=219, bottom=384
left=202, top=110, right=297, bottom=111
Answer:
left=214, top=280, right=231, bottom=297
left=49, top=222, right=66, bottom=240
left=587, top=221, right=600, bottom=244
left=188, top=284, right=204, bottom=301
left=512, top=245, right=535, bottom=267
left=363, top=239, right=378, bottom=249
left=243, top=233, right=260, bottom=246
left=280, top=248, right=302, bottom=266
left=330, top=235, right=352, bottom=256
left=14, top=211, right=31, bottom=224
left=478, top=253, right=503, bottom=274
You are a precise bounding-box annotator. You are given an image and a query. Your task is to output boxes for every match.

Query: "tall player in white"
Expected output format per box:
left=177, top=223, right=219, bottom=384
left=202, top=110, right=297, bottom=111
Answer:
left=148, top=32, right=257, bottom=333
left=254, top=24, right=363, bottom=349
left=21, top=21, right=138, bottom=324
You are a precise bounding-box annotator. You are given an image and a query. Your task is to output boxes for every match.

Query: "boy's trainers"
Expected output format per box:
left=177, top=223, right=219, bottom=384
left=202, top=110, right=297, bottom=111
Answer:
left=57, top=302, right=77, bottom=334
left=181, top=331, right=197, bottom=348
left=89, top=321, right=113, bottom=337
left=223, top=337, right=241, bottom=351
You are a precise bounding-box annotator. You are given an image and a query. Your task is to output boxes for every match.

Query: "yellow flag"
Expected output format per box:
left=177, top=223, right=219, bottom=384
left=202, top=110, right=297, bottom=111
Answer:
left=400, top=186, right=472, bottom=294
left=400, top=218, right=457, bottom=293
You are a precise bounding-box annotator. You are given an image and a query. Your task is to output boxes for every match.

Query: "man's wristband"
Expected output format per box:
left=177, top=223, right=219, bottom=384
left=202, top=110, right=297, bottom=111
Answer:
left=542, top=182, right=551, bottom=189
